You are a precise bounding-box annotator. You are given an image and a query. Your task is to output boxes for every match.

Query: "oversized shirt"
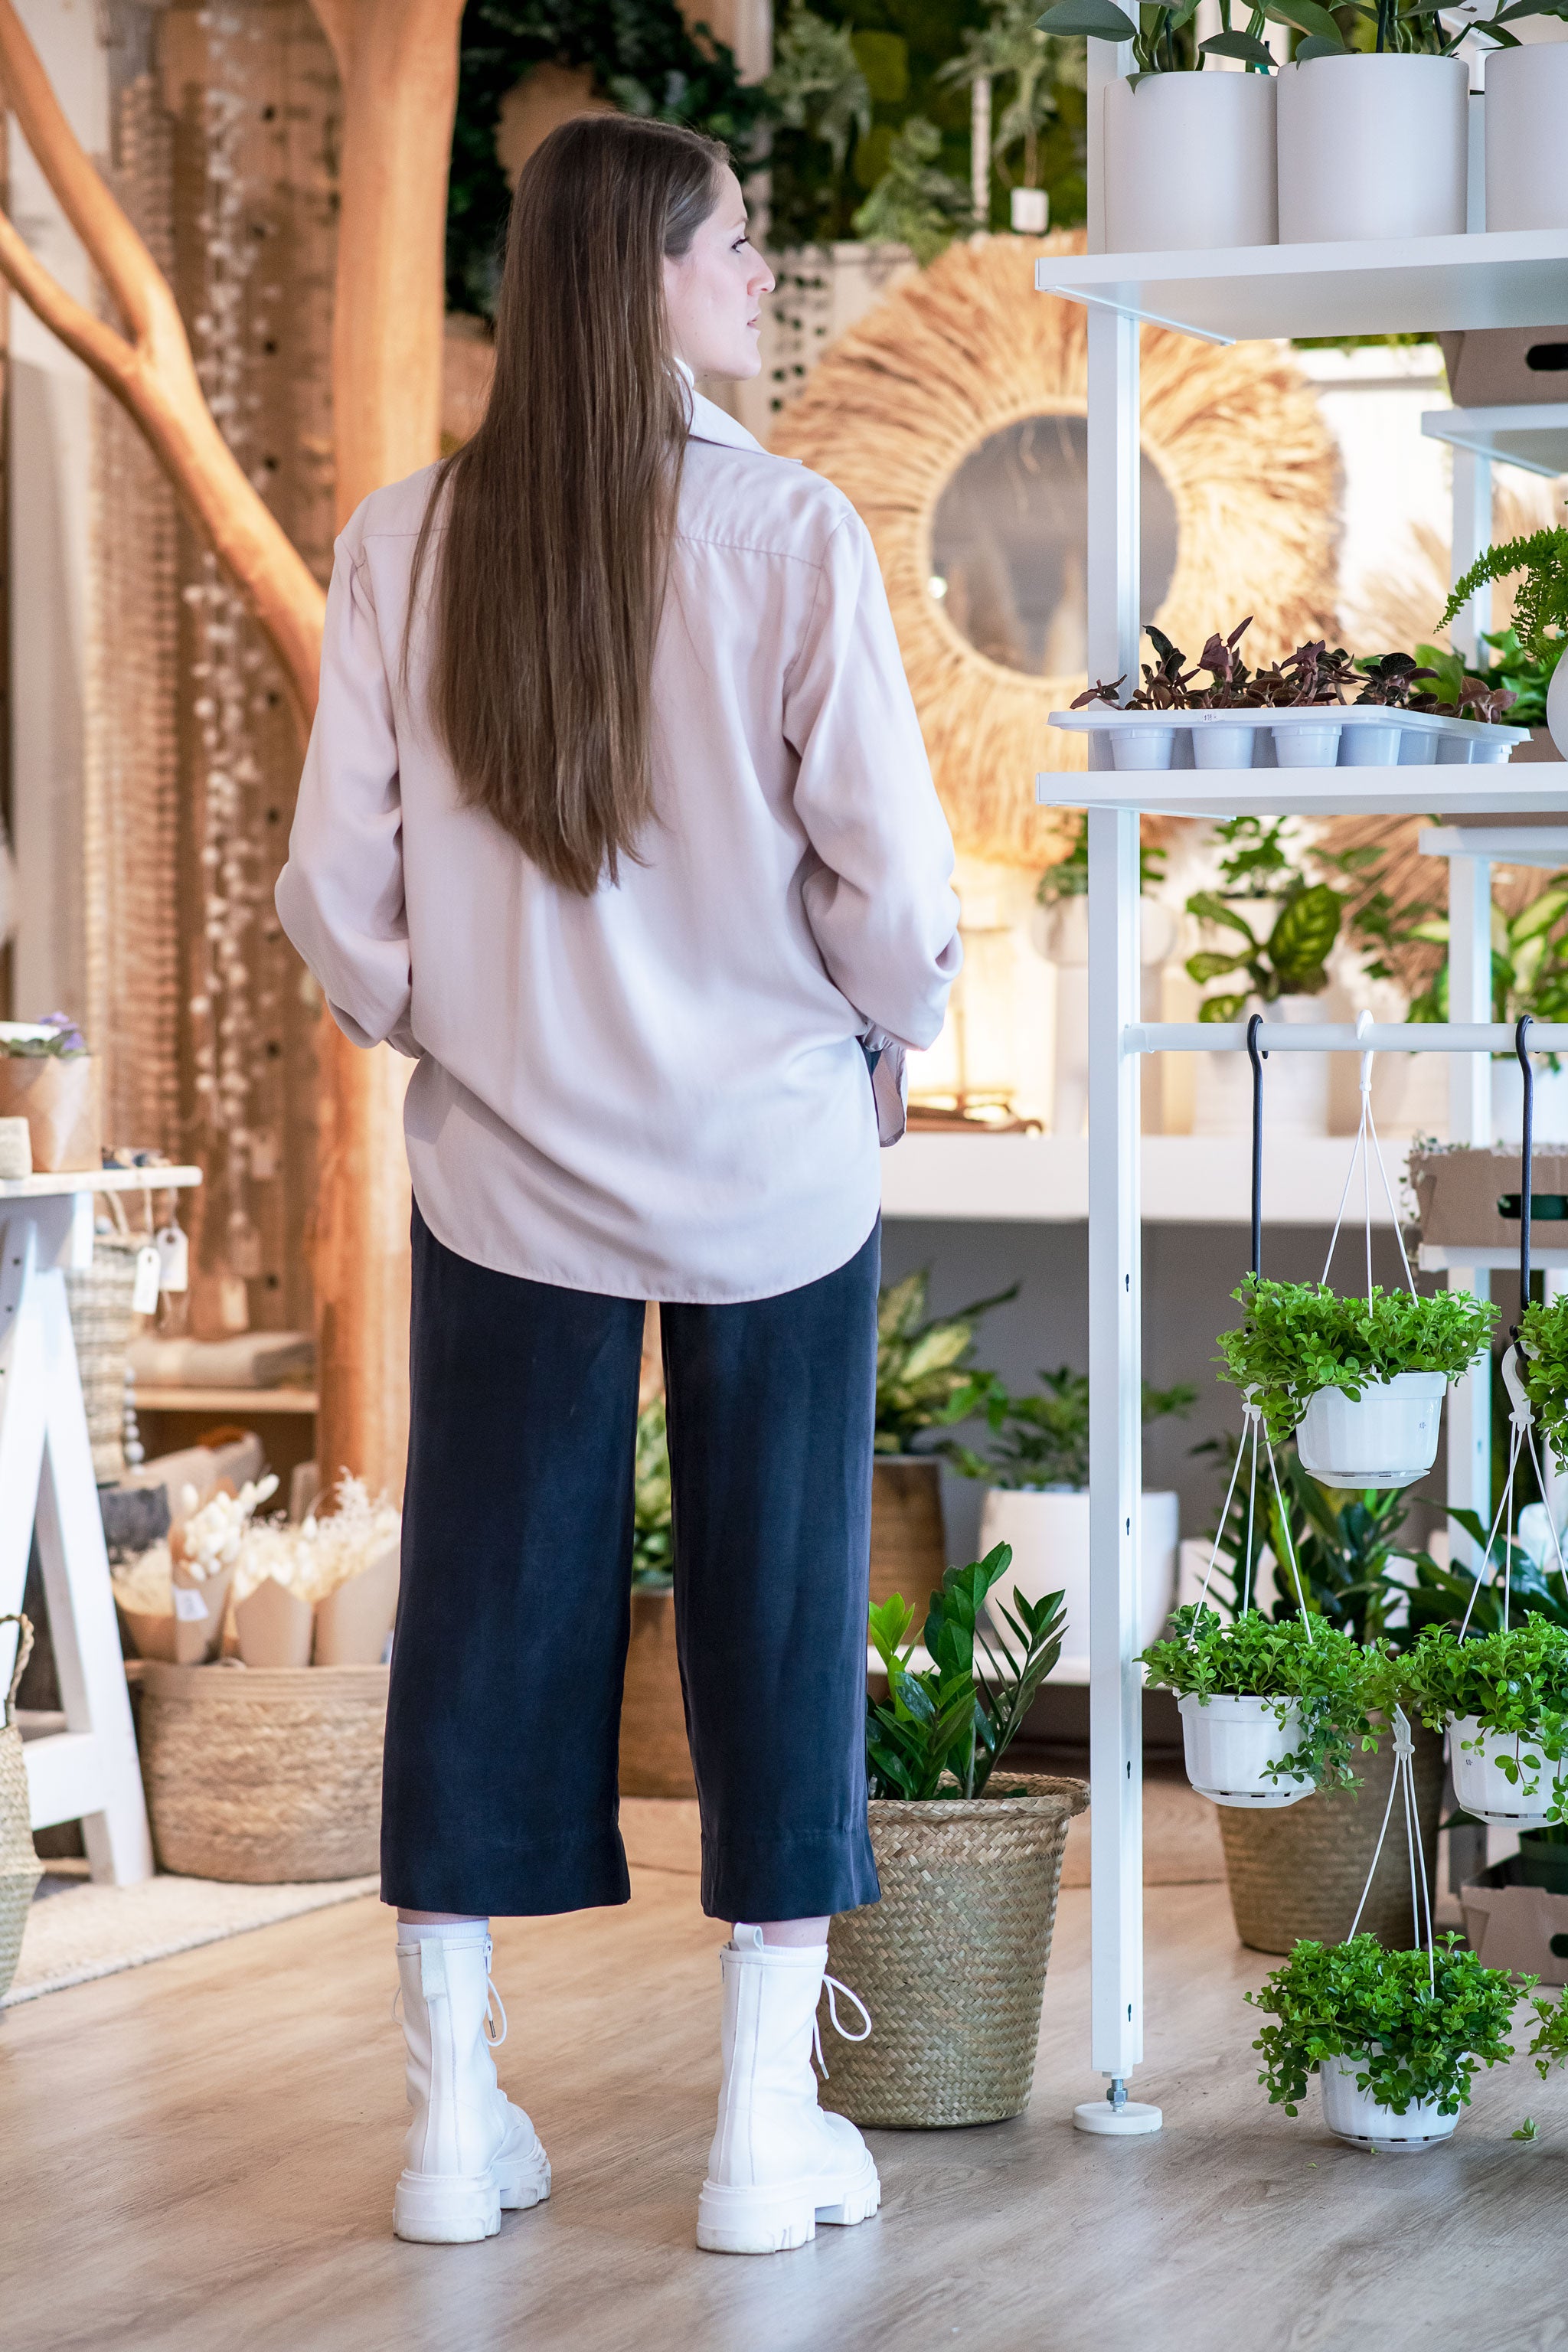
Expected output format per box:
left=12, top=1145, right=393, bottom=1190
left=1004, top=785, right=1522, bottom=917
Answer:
left=276, top=391, right=961, bottom=1304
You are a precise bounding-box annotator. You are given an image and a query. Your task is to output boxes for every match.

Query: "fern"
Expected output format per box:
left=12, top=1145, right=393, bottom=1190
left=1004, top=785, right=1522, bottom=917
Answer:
left=1439, top=527, right=1568, bottom=665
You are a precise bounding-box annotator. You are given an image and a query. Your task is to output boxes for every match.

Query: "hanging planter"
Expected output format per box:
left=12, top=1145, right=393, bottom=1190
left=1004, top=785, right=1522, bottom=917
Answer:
left=1177, top=1690, right=1312, bottom=1808
left=1402, top=1619, right=1568, bottom=1830
left=1295, top=1370, right=1448, bottom=1488
left=1143, top=1605, right=1383, bottom=1811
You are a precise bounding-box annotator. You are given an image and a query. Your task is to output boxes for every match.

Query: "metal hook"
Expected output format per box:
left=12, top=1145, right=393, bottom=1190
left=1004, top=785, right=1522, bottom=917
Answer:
left=1517, top=1013, right=1535, bottom=1335
left=1247, top=1011, right=1265, bottom=1282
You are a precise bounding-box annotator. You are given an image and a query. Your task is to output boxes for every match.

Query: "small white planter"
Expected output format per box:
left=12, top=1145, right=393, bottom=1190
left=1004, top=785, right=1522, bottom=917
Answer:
left=1105, top=70, right=1277, bottom=253
left=1340, top=721, right=1401, bottom=769
left=1486, top=44, right=1568, bottom=232
left=1319, top=2053, right=1460, bottom=2154
left=980, top=1486, right=1178, bottom=1681
left=1548, top=655, right=1568, bottom=761
left=1273, top=720, right=1341, bottom=768
left=1192, top=722, right=1256, bottom=772
left=1192, top=992, right=1331, bottom=1139
left=1276, top=55, right=1468, bottom=244
left=1112, top=726, right=1177, bottom=772
left=1295, top=1370, right=1446, bottom=1490
left=1449, top=1714, right=1567, bottom=1828
left=1178, top=1691, right=1312, bottom=1808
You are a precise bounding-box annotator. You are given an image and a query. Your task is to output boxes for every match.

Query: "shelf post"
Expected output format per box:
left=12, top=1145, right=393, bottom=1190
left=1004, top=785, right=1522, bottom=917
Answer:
left=1449, top=447, right=1493, bottom=665
left=1446, top=853, right=1493, bottom=1569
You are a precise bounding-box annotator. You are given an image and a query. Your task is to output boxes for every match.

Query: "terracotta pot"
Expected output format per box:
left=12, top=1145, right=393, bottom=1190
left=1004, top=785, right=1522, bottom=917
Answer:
left=619, top=1586, right=694, bottom=1798
left=870, top=1455, right=946, bottom=1609
left=0, top=1053, right=99, bottom=1173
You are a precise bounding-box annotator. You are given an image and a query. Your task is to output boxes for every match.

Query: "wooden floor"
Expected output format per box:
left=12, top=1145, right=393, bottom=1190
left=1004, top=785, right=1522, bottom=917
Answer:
left=6, top=1851, right=1567, bottom=2352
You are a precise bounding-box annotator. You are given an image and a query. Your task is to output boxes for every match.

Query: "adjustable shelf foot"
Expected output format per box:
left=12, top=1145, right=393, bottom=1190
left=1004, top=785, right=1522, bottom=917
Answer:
left=1073, top=2076, right=1163, bottom=2135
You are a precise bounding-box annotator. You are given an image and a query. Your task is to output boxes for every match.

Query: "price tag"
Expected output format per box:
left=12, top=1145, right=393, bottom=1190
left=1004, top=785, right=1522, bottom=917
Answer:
left=155, top=1223, right=189, bottom=1293
left=171, top=1585, right=209, bottom=1622
left=132, top=1244, right=161, bottom=1316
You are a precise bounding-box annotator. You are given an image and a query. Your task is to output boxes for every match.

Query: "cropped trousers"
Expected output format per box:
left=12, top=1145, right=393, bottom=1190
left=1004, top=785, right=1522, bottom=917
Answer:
left=381, top=1203, right=883, bottom=1925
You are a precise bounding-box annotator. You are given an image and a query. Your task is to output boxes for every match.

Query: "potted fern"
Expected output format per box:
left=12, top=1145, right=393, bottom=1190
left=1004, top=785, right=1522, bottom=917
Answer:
left=1441, top=524, right=1568, bottom=762
left=946, top=1365, right=1194, bottom=1677
left=1246, top=1933, right=1523, bottom=2152
left=1217, top=1274, right=1497, bottom=1490
left=822, top=1544, right=1087, bottom=2129
left=872, top=1271, right=1013, bottom=1606
left=1142, top=1606, right=1382, bottom=1808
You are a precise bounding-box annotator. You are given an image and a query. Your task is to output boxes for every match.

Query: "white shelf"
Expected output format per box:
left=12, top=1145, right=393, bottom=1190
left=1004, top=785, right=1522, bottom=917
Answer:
left=1419, top=824, right=1568, bottom=868
left=0, top=1163, right=201, bottom=1200
left=881, top=1133, right=1410, bottom=1226
left=1421, top=402, right=1568, bottom=479
left=1035, top=228, right=1568, bottom=346
left=1419, top=1243, right=1568, bottom=1272
left=1037, top=767, right=1568, bottom=821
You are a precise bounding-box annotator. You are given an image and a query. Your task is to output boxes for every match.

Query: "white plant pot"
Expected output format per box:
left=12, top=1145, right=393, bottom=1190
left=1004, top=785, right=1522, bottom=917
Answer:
left=1318, top=2053, right=1460, bottom=2154
left=1295, top=1370, right=1446, bottom=1490
left=1192, top=994, right=1330, bottom=1138
left=1010, top=185, right=1050, bottom=234
left=1491, top=1057, right=1568, bottom=1143
left=1112, top=727, right=1174, bottom=771
left=1191, top=722, right=1256, bottom=772
left=979, top=1486, right=1178, bottom=1681
left=1178, top=1690, right=1312, bottom=1808
left=1105, top=70, right=1277, bottom=253
left=1486, top=44, right=1568, bottom=232
left=1548, top=653, right=1568, bottom=761
left=1276, top=55, right=1468, bottom=244
left=1272, top=720, right=1341, bottom=768
left=1449, top=1713, right=1566, bottom=1828
left=1340, top=721, right=1402, bottom=768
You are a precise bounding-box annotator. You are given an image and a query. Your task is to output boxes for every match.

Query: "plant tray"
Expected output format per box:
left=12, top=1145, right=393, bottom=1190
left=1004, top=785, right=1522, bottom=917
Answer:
left=1410, top=1145, right=1568, bottom=1252
left=1050, top=706, right=1529, bottom=774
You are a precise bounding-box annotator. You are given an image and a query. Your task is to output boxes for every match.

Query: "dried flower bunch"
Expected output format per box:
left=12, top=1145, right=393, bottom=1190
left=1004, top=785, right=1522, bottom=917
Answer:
left=1073, top=620, right=1518, bottom=723
left=113, top=1473, right=398, bottom=1616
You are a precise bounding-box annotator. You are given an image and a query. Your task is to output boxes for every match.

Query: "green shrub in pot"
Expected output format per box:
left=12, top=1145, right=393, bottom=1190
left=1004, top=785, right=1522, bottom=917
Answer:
left=1396, top=1618, right=1568, bottom=1824
left=1216, top=1273, right=1497, bottom=1449
left=1517, top=1292, right=1568, bottom=1474
left=1142, top=1606, right=1383, bottom=1794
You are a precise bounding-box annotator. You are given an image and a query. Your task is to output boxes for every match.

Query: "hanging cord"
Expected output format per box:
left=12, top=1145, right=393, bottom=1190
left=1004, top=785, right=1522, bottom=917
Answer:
left=812, top=1974, right=873, bottom=2079
left=1457, top=1376, right=1529, bottom=1641
left=1320, top=1012, right=1419, bottom=1301
left=1347, top=1707, right=1436, bottom=1995
left=1191, top=1400, right=1260, bottom=1636
left=1263, top=1429, right=1315, bottom=1642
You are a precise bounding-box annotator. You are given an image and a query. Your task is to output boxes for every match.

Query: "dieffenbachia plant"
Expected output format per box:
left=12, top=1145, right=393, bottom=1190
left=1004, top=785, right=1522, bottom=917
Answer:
left=1037, top=0, right=1568, bottom=73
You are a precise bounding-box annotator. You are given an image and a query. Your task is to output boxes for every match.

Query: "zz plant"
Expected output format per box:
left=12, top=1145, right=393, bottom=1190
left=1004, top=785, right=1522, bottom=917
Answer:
left=1246, top=1935, right=1524, bottom=2120
left=1142, top=1606, right=1383, bottom=1789
left=866, top=1544, right=1065, bottom=1799
left=1216, top=1273, right=1498, bottom=1447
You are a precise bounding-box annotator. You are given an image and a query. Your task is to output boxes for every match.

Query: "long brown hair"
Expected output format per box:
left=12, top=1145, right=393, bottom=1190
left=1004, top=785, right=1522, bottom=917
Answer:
left=407, top=115, right=727, bottom=895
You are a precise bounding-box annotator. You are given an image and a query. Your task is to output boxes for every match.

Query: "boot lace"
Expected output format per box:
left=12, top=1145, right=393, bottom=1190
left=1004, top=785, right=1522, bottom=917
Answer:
left=812, top=1974, right=872, bottom=2079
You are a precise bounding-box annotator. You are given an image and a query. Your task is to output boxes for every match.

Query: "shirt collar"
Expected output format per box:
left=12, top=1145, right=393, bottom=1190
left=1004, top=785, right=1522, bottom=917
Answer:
left=671, top=358, right=772, bottom=458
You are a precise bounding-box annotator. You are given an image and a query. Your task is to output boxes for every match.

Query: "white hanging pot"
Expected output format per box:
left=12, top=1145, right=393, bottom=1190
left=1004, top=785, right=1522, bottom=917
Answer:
left=1192, top=993, right=1330, bottom=1139
left=1276, top=55, right=1468, bottom=244
left=1295, top=1370, right=1446, bottom=1490
left=1318, top=2052, right=1461, bottom=2154
left=1178, top=1691, right=1312, bottom=1808
left=1485, top=43, right=1568, bottom=232
left=981, top=1488, right=1180, bottom=1680
left=1449, top=1714, right=1566, bottom=1828
left=1104, top=70, right=1277, bottom=253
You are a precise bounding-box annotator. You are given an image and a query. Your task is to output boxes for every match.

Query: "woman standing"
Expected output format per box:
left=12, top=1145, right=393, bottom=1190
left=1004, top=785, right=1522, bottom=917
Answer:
left=278, top=114, right=959, bottom=2256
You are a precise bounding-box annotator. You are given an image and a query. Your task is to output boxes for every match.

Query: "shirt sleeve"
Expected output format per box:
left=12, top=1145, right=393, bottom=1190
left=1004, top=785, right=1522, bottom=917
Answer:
left=785, top=509, right=962, bottom=1052
left=275, top=528, right=417, bottom=1060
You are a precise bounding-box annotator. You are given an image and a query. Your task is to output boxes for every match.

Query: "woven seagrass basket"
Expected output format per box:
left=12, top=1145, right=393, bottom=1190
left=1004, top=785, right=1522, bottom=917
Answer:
left=1217, top=1718, right=1444, bottom=1955
left=138, top=1661, right=387, bottom=1883
left=1, top=1616, right=43, bottom=2001
left=820, top=1771, right=1089, bottom=2128
left=64, top=1223, right=142, bottom=1483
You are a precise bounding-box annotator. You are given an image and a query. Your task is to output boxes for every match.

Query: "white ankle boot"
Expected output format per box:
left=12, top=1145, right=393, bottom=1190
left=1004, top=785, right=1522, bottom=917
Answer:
left=697, top=1928, right=880, bottom=2255
left=393, top=1931, right=550, bottom=2243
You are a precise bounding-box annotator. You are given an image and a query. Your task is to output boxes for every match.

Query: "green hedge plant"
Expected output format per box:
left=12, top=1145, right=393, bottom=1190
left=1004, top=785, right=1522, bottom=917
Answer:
left=1217, top=1273, right=1498, bottom=1448
left=1142, top=1605, right=1383, bottom=1788
left=1246, top=1935, right=1524, bottom=2120
left=1396, top=1619, right=1568, bottom=1820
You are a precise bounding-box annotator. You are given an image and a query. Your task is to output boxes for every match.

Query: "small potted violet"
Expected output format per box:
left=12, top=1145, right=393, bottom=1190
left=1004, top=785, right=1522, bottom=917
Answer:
left=1246, top=1933, right=1523, bottom=2154
left=1142, top=1605, right=1382, bottom=1811
left=1217, top=1274, right=1496, bottom=1491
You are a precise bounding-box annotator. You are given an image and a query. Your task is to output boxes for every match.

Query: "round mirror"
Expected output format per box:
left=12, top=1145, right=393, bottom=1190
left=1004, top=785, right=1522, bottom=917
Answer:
left=929, top=415, right=1179, bottom=678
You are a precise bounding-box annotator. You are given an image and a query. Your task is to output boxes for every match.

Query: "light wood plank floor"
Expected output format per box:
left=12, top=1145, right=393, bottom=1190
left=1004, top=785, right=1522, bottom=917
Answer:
left=5, top=1857, right=1566, bottom=2352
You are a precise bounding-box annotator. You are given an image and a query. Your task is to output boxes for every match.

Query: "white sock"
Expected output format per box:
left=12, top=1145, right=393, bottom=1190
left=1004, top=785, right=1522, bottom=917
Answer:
left=396, top=1918, right=489, bottom=1948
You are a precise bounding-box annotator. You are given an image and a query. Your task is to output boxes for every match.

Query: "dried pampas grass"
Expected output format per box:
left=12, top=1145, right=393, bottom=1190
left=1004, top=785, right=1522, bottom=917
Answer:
left=771, top=231, right=1341, bottom=869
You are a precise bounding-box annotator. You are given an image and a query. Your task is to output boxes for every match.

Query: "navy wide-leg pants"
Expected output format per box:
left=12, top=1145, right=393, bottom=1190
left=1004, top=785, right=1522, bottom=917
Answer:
left=381, top=1204, right=882, bottom=1924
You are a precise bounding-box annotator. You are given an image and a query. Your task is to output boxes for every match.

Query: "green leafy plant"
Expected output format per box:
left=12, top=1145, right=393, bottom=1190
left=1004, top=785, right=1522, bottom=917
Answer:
left=939, top=0, right=1074, bottom=196
left=1037, top=0, right=1276, bottom=77
left=1406, top=874, right=1568, bottom=1032
left=632, top=1396, right=673, bottom=1587
left=1142, top=1606, right=1383, bottom=1788
left=875, top=1270, right=1015, bottom=1455
left=1396, top=1619, right=1568, bottom=1818
left=1527, top=1993, right=1568, bottom=2079
left=1521, top=1295, right=1568, bottom=1473
left=1184, top=812, right=1350, bottom=1021
left=851, top=115, right=974, bottom=261
left=1266, top=0, right=1565, bottom=61
left=1403, top=642, right=1519, bottom=727
left=766, top=6, right=874, bottom=172
left=1246, top=1935, right=1525, bottom=2119
left=946, top=1364, right=1195, bottom=1489
left=866, top=1544, right=1066, bottom=1798
left=1442, top=524, right=1568, bottom=668
left=1402, top=1507, right=1568, bottom=1642
left=1216, top=1274, right=1498, bottom=1446
left=1462, top=623, right=1563, bottom=732
left=1036, top=812, right=1168, bottom=904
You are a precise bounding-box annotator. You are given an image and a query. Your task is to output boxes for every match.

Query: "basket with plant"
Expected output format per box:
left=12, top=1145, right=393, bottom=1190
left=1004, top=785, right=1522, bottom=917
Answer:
left=822, top=1544, right=1086, bottom=2129
left=870, top=1269, right=1014, bottom=1606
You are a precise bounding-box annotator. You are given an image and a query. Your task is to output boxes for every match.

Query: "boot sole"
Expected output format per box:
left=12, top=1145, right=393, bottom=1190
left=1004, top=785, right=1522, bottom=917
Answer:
left=394, top=2127, right=550, bottom=2242
left=696, top=2154, right=880, bottom=2255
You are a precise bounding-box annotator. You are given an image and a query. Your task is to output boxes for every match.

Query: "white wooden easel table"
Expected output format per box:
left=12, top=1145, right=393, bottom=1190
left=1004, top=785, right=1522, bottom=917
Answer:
left=0, top=1165, right=201, bottom=1885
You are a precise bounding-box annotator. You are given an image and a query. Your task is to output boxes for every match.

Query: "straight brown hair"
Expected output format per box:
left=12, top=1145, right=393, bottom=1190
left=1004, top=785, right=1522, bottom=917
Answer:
left=407, top=115, right=727, bottom=895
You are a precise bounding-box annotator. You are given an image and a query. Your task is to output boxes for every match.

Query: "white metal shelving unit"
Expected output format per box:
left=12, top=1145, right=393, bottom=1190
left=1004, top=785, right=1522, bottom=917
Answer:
left=1036, top=57, right=1568, bottom=2134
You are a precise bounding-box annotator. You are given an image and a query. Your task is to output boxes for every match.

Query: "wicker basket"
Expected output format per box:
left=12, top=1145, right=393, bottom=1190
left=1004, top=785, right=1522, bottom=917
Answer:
left=0, top=1616, right=42, bottom=2001
left=821, top=1771, right=1089, bottom=2128
left=1218, top=1719, right=1445, bottom=1955
left=64, top=1213, right=142, bottom=1483
left=870, top=1456, right=947, bottom=1609
left=619, top=1586, right=696, bottom=1798
left=137, top=1661, right=387, bottom=1883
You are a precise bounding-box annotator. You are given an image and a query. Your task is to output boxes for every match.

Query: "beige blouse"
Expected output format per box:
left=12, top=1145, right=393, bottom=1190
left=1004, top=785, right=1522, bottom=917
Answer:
left=276, top=390, right=960, bottom=1303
